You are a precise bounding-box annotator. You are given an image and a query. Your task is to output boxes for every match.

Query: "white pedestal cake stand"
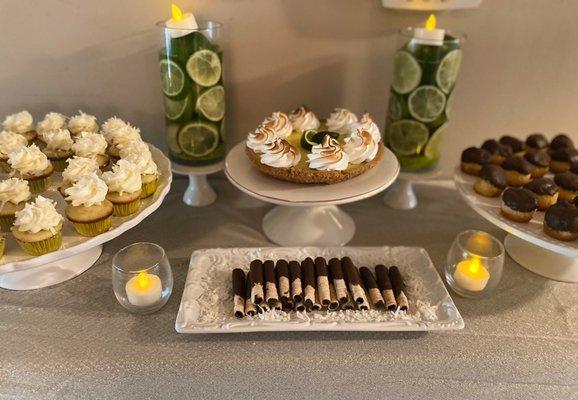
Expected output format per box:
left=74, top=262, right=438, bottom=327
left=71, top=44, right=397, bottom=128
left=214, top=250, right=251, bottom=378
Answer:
left=171, top=160, right=224, bottom=207
left=225, top=143, right=400, bottom=246
left=0, top=146, right=172, bottom=290
left=384, top=168, right=442, bottom=210
left=454, top=168, right=578, bottom=283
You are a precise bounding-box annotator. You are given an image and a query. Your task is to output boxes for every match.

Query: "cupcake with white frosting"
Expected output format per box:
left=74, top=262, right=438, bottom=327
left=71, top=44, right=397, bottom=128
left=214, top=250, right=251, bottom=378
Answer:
left=0, top=131, right=28, bottom=172
left=0, top=178, right=31, bottom=232
left=119, top=141, right=160, bottom=198
left=326, top=108, right=358, bottom=134
left=8, top=145, right=54, bottom=192
left=102, top=159, right=142, bottom=216
left=261, top=112, right=293, bottom=139
left=260, top=139, right=301, bottom=169
left=347, top=113, right=381, bottom=143
left=101, top=116, right=127, bottom=138
left=289, top=106, right=320, bottom=132
left=72, top=131, right=109, bottom=170
left=41, top=128, right=74, bottom=171
left=68, top=111, right=98, bottom=138
left=36, top=112, right=67, bottom=140
left=60, top=156, right=101, bottom=196
left=65, top=173, right=113, bottom=236
left=343, top=128, right=379, bottom=165
left=11, top=196, right=63, bottom=256
left=3, top=110, right=37, bottom=143
left=103, top=122, right=142, bottom=160
left=307, top=135, right=349, bottom=171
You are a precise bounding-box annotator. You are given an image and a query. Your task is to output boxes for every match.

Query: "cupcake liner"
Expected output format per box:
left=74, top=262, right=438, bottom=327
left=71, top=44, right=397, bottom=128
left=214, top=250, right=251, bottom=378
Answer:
left=50, top=159, right=68, bottom=172
left=141, top=179, right=159, bottom=199
left=0, top=215, right=15, bottom=233
left=16, top=231, right=62, bottom=256
left=73, top=215, right=112, bottom=237
left=112, top=198, right=141, bottom=217
left=28, top=176, right=51, bottom=193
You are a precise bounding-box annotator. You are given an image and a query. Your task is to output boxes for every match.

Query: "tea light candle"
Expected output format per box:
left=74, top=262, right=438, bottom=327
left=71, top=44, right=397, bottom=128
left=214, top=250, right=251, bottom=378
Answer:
left=453, top=257, right=490, bottom=292
left=413, top=14, right=445, bottom=46
left=166, top=4, right=198, bottom=38
left=125, top=272, right=162, bottom=307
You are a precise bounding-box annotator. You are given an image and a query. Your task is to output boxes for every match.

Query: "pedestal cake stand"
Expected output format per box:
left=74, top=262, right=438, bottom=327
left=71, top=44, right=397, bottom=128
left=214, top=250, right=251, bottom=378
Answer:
left=454, top=169, right=578, bottom=283
left=225, top=143, right=400, bottom=246
left=171, top=160, right=224, bottom=207
left=0, top=146, right=172, bottom=290
left=383, top=168, right=442, bottom=210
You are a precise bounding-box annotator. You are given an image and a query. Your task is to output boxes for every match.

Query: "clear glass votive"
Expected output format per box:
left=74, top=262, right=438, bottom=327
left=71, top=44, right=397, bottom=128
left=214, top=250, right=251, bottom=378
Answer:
left=112, top=242, right=173, bottom=314
left=445, top=230, right=504, bottom=298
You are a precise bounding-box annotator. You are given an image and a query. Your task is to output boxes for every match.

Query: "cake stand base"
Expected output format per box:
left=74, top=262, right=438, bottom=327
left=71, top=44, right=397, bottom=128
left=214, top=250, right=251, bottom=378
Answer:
left=262, top=205, right=355, bottom=246
left=505, top=235, right=578, bottom=283
left=172, top=161, right=224, bottom=207
left=383, top=169, right=441, bottom=210
left=0, top=245, right=103, bottom=290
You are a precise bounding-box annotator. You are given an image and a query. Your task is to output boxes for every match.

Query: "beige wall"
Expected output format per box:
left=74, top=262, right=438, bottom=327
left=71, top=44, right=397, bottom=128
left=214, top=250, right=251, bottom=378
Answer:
left=1, top=0, right=577, bottom=175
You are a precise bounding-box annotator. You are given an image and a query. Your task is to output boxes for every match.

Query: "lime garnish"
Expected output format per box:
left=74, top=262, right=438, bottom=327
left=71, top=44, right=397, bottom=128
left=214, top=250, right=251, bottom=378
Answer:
left=392, top=51, right=422, bottom=95
left=388, top=120, right=429, bottom=156
left=436, top=49, right=462, bottom=94
left=166, top=123, right=181, bottom=154
left=408, top=85, right=446, bottom=123
left=186, top=49, right=222, bottom=87
left=387, top=93, right=403, bottom=121
left=300, top=130, right=339, bottom=150
left=177, top=122, right=220, bottom=157
left=196, top=85, right=225, bottom=122
left=159, top=59, right=185, bottom=97
left=424, top=122, right=446, bottom=160
left=164, top=95, right=190, bottom=121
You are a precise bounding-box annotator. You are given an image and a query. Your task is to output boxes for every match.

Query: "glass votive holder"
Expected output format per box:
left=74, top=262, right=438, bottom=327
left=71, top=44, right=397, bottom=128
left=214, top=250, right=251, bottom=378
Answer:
left=445, top=230, right=504, bottom=298
left=112, top=242, right=173, bottom=314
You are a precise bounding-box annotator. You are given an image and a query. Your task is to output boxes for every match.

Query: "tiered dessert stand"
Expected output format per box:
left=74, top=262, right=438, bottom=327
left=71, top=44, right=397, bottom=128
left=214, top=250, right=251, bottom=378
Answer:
left=172, top=161, right=224, bottom=207
left=0, top=146, right=172, bottom=290
left=454, top=169, right=578, bottom=283
left=225, top=143, right=400, bottom=246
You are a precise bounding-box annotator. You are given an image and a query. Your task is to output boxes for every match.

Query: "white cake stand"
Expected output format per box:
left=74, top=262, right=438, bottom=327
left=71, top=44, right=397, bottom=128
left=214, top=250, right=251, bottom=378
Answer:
left=454, top=168, right=578, bottom=283
left=0, top=146, right=172, bottom=290
left=172, top=160, right=224, bottom=207
left=225, top=143, right=400, bottom=246
left=384, top=168, right=442, bottom=210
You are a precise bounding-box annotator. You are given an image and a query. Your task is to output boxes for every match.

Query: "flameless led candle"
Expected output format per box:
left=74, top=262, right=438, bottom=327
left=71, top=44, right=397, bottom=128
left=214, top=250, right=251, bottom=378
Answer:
left=166, top=3, right=198, bottom=38
left=413, top=14, right=445, bottom=46
left=452, top=257, right=490, bottom=292
left=125, top=271, right=162, bottom=307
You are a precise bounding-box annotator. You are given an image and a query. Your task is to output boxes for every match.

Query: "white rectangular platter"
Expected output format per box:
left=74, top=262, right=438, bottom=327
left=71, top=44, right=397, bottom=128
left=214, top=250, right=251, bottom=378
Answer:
left=175, top=246, right=464, bottom=334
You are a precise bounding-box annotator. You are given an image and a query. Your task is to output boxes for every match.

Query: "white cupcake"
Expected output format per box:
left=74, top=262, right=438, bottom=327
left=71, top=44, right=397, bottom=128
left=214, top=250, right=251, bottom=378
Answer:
left=3, top=111, right=37, bottom=143
left=72, top=131, right=109, bottom=170
left=65, top=173, right=113, bottom=237
left=36, top=112, right=67, bottom=139
left=8, top=145, right=54, bottom=193
left=12, top=196, right=63, bottom=256
left=102, top=159, right=142, bottom=216
left=68, top=111, right=98, bottom=137
left=0, top=131, right=28, bottom=172
left=104, top=123, right=141, bottom=160
left=120, top=141, right=160, bottom=198
left=41, top=129, right=74, bottom=171
left=60, top=156, right=101, bottom=196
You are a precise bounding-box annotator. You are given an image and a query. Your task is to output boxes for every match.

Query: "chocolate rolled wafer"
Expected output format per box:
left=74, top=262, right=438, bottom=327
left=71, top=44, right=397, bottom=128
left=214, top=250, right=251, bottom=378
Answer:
left=312, top=291, right=322, bottom=311
left=342, top=291, right=355, bottom=310
left=294, top=301, right=306, bottom=312
left=257, top=301, right=270, bottom=314
left=328, top=282, right=340, bottom=311
left=249, top=260, right=264, bottom=305
left=341, top=257, right=369, bottom=306
left=314, top=257, right=331, bottom=305
left=328, top=258, right=348, bottom=303
left=288, top=261, right=303, bottom=303
left=389, top=266, right=408, bottom=311
left=232, top=268, right=246, bottom=318
left=360, top=267, right=385, bottom=308
left=244, top=274, right=257, bottom=317
left=282, top=298, right=294, bottom=311
left=271, top=299, right=282, bottom=311
left=263, top=260, right=279, bottom=307
left=276, top=260, right=290, bottom=302
left=375, top=265, right=397, bottom=311
left=301, top=257, right=316, bottom=309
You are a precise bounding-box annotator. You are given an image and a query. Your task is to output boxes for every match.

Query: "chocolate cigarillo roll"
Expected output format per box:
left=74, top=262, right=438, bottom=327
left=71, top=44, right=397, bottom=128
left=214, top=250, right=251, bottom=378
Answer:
left=288, top=261, right=303, bottom=303
left=314, top=257, right=331, bottom=306
left=328, top=282, right=340, bottom=311
left=263, top=260, right=279, bottom=307
left=360, top=267, right=385, bottom=308
left=312, top=291, right=322, bottom=311
left=341, top=257, right=369, bottom=306
left=232, top=268, right=246, bottom=318
left=272, top=299, right=282, bottom=311
left=389, top=266, right=408, bottom=311
left=249, top=260, right=264, bottom=305
left=342, top=291, right=355, bottom=310
left=282, top=298, right=294, bottom=312
left=276, top=260, right=290, bottom=302
left=258, top=301, right=270, bottom=314
left=375, top=264, right=397, bottom=311
left=294, top=301, right=306, bottom=312
left=328, top=258, right=348, bottom=303
left=244, top=275, right=257, bottom=317
left=302, top=257, right=316, bottom=309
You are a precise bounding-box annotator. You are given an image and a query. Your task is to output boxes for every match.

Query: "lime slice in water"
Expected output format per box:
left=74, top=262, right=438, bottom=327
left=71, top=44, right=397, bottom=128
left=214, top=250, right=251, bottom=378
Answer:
left=166, top=123, right=181, bottom=154
left=177, top=122, right=220, bottom=157
left=388, top=120, right=429, bottom=156
left=159, top=59, right=185, bottom=97
left=164, top=95, right=190, bottom=121
left=436, top=49, right=462, bottom=94
left=408, top=85, right=446, bottom=123
left=186, top=49, right=222, bottom=87
left=387, top=93, right=403, bottom=121
left=196, top=85, right=225, bottom=122
left=392, top=51, right=422, bottom=95
left=424, top=122, right=447, bottom=159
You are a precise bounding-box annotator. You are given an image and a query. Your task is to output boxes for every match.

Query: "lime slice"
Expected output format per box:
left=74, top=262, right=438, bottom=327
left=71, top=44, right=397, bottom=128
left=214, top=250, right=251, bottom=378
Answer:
left=408, top=85, right=446, bottom=123
left=388, top=120, right=429, bottom=156
left=166, top=123, right=181, bottom=154
left=186, top=49, right=222, bottom=87
left=424, top=122, right=447, bottom=159
left=387, top=93, right=403, bottom=121
left=159, top=59, right=185, bottom=97
left=300, top=130, right=339, bottom=150
left=177, top=122, right=220, bottom=157
left=392, top=51, right=422, bottom=95
left=436, top=49, right=462, bottom=94
left=196, top=85, right=225, bottom=122
left=164, top=95, right=190, bottom=121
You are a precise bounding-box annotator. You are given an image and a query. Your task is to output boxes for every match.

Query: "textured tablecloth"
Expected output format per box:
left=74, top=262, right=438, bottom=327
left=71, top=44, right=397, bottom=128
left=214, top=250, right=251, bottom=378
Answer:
left=1, top=177, right=577, bottom=400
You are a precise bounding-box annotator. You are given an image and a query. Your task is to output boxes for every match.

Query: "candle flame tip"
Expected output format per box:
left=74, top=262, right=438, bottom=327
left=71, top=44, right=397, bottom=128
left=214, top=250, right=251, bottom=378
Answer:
left=425, top=14, right=437, bottom=30
left=171, top=3, right=184, bottom=21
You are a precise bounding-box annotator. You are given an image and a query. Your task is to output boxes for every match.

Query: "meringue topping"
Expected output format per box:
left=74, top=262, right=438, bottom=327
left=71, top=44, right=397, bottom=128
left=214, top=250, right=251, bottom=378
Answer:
left=261, top=112, right=293, bottom=139
left=326, top=108, right=358, bottom=133
left=307, top=135, right=349, bottom=171
left=260, top=139, right=301, bottom=168
left=343, top=128, right=379, bottom=164
left=246, top=125, right=278, bottom=154
left=289, top=106, right=320, bottom=132
left=348, top=113, right=381, bottom=143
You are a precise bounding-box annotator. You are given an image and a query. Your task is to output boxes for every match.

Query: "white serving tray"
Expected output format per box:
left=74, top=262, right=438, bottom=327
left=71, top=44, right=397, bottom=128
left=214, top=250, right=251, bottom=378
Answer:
left=175, top=247, right=464, bottom=333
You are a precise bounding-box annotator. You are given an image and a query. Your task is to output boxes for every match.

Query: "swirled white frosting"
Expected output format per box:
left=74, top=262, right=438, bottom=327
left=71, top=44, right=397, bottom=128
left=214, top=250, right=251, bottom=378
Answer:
left=0, top=178, right=31, bottom=205
left=8, top=145, right=51, bottom=176
left=36, top=112, right=67, bottom=134
left=101, top=116, right=127, bottom=139
left=261, top=112, right=293, bottom=139
left=68, top=111, right=98, bottom=134
left=246, top=125, right=277, bottom=154
left=102, top=159, right=142, bottom=194
left=65, top=173, right=108, bottom=207
left=348, top=112, right=381, bottom=143
left=119, top=140, right=150, bottom=158
left=3, top=111, right=33, bottom=134
left=289, top=106, right=320, bottom=131
left=326, top=108, right=358, bottom=133
left=62, top=156, right=100, bottom=183
left=0, top=131, right=28, bottom=157
left=105, top=123, right=141, bottom=148
left=72, top=132, right=108, bottom=157
left=120, top=142, right=158, bottom=176
left=260, top=139, right=301, bottom=168
left=13, top=196, right=63, bottom=234
left=343, top=128, right=379, bottom=164
left=307, top=135, right=349, bottom=171
left=43, top=129, right=73, bottom=151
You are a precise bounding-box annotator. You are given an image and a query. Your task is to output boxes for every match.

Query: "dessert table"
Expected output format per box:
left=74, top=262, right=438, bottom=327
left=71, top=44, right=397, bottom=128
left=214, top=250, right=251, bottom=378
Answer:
left=1, top=176, right=576, bottom=399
